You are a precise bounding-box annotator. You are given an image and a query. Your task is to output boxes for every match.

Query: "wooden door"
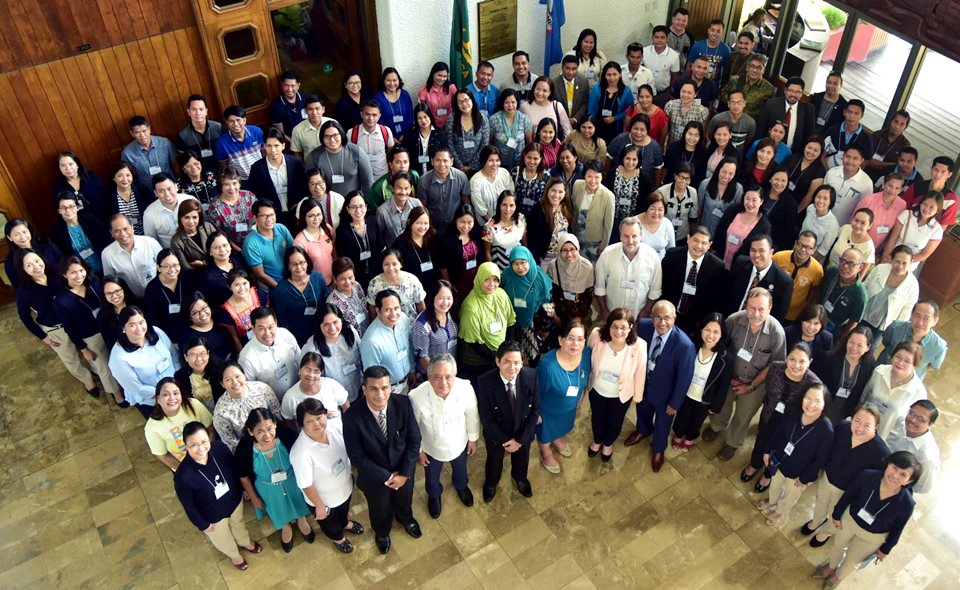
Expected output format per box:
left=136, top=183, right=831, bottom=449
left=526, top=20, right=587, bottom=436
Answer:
left=192, top=0, right=282, bottom=125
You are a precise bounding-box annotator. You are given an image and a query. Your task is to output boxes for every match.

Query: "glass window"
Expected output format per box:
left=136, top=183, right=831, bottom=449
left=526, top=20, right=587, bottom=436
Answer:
left=906, top=50, right=960, bottom=176
left=235, top=75, right=270, bottom=110
left=213, top=0, right=248, bottom=10
left=271, top=1, right=345, bottom=103
left=222, top=27, right=259, bottom=62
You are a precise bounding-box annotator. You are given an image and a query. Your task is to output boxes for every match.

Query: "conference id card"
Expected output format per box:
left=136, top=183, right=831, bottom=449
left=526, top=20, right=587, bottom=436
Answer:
left=857, top=507, right=875, bottom=525
left=332, top=174, right=345, bottom=183
left=836, top=387, right=850, bottom=399
left=168, top=304, right=181, bottom=314
left=736, top=348, right=753, bottom=362
left=506, top=138, right=518, bottom=149
left=201, top=149, right=214, bottom=158
left=682, top=283, right=696, bottom=295
left=783, top=442, right=795, bottom=456
left=489, top=321, right=502, bottom=332
left=513, top=298, right=527, bottom=308
left=271, top=470, right=287, bottom=484
left=420, top=261, right=434, bottom=272
left=565, top=385, right=579, bottom=397
left=214, top=480, right=230, bottom=499
left=775, top=402, right=785, bottom=413
left=304, top=306, right=317, bottom=316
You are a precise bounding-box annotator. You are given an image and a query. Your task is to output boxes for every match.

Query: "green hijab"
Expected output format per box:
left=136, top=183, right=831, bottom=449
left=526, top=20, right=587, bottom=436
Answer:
left=501, top=246, right=553, bottom=327
left=460, top=262, right=516, bottom=350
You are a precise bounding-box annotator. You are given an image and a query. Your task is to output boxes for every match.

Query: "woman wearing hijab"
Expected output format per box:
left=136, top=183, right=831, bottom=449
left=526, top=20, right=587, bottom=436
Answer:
left=501, top=246, right=553, bottom=364
left=458, top=262, right=516, bottom=385
left=544, top=234, right=594, bottom=326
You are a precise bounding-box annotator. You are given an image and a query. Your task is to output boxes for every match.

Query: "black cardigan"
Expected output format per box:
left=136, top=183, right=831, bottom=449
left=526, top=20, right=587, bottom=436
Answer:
left=691, top=344, right=736, bottom=413
left=711, top=207, right=773, bottom=264
left=49, top=213, right=112, bottom=261
left=812, top=351, right=877, bottom=425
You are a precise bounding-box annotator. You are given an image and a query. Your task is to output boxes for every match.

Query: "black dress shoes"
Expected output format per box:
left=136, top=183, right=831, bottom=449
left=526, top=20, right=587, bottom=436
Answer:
left=376, top=535, right=391, bottom=554
left=456, top=486, right=475, bottom=507
left=513, top=478, right=533, bottom=497
left=404, top=519, right=423, bottom=538
left=483, top=486, right=496, bottom=503
left=428, top=496, right=442, bottom=518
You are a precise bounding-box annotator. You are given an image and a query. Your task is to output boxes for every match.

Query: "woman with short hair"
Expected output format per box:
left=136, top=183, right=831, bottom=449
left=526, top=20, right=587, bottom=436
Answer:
left=108, top=305, right=180, bottom=417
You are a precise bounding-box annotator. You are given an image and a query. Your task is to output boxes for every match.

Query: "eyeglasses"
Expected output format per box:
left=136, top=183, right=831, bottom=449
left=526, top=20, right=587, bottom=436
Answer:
left=347, top=204, right=366, bottom=211
left=838, top=258, right=861, bottom=267
left=185, top=351, right=209, bottom=360
left=190, top=305, right=211, bottom=317
left=346, top=80, right=362, bottom=86
left=652, top=315, right=675, bottom=323
left=728, top=99, right=745, bottom=105
left=563, top=336, right=586, bottom=343
left=160, top=263, right=181, bottom=271
left=258, top=213, right=277, bottom=220
left=322, top=134, right=339, bottom=140
left=104, top=289, right=123, bottom=297
left=795, top=242, right=816, bottom=252
left=290, top=260, right=308, bottom=267
left=59, top=204, right=78, bottom=211
left=907, top=410, right=929, bottom=424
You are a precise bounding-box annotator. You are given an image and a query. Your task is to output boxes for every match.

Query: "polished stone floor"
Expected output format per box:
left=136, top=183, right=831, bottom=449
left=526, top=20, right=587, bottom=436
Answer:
left=0, top=299, right=957, bottom=590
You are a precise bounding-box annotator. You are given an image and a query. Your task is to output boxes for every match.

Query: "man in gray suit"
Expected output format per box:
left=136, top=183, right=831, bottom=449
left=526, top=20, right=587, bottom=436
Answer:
left=552, top=55, right=590, bottom=127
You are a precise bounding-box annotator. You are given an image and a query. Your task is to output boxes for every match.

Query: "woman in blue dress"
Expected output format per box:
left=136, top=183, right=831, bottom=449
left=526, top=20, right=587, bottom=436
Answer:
left=536, top=318, right=591, bottom=474
left=235, top=408, right=313, bottom=553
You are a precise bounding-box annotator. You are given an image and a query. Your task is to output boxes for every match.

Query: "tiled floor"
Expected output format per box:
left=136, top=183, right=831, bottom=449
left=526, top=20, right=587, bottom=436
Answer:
left=0, top=298, right=956, bottom=589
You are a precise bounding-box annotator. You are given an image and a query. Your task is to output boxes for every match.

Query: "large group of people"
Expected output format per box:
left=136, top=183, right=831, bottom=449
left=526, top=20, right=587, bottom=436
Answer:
left=5, top=11, right=951, bottom=587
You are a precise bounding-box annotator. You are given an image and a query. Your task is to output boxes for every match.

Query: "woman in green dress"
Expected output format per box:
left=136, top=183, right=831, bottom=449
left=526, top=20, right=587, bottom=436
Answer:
left=235, top=408, right=313, bottom=553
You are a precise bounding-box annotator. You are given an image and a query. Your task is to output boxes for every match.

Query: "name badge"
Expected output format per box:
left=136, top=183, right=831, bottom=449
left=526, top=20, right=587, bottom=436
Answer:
left=712, top=207, right=723, bottom=218
left=270, top=470, right=288, bottom=484
left=788, top=180, right=797, bottom=191
left=201, top=149, right=214, bottom=158
left=587, top=71, right=596, bottom=79
left=418, top=155, right=430, bottom=164
left=213, top=480, right=230, bottom=499
left=728, top=235, right=740, bottom=246
left=506, top=138, right=518, bottom=149
left=563, top=290, right=576, bottom=301
left=620, top=279, right=636, bottom=290
left=157, top=356, right=172, bottom=372
left=836, top=387, right=850, bottom=399
left=736, top=348, right=753, bottom=362
left=872, top=153, right=885, bottom=162
left=332, top=457, right=347, bottom=477
left=823, top=136, right=836, bottom=154
left=601, top=371, right=619, bottom=384
left=77, top=201, right=86, bottom=211
left=79, top=248, right=95, bottom=259
left=304, top=306, right=317, bottom=316
left=816, top=116, right=826, bottom=127
left=489, top=321, right=503, bottom=332
left=523, top=197, right=537, bottom=207
left=619, top=198, right=633, bottom=206
left=275, top=364, right=289, bottom=381
left=824, top=300, right=835, bottom=313
left=463, top=140, right=476, bottom=149
left=168, top=303, right=181, bottom=314
left=345, top=363, right=359, bottom=374
left=877, top=225, right=890, bottom=234
left=332, top=174, right=345, bottom=183
left=149, top=166, right=162, bottom=175
left=857, top=507, right=876, bottom=525
left=393, top=115, right=404, bottom=123
left=236, top=222, right=248, bottom=232
left=420, top=261, right=434, bottom=272
left=682, top=283, right=696, bottom=295
left=300, top=108, right=308, bottom=119
left=565, top=385, right=580, bottom=397
left=783, top=441, right=795, bottom=456
left=359, top=250, right=372, bottom=261
left=691, top=374, right=706, bottom=386
left=465, top=259, right=477, bottom=270
left=775, top=401, right=786, bottom=413
left=513, top=297, right=527, bottom=308
left=647, top=359, right=657, bottom=372
left=92, top=307, right=100, bottom=319
left=397, top=348, right=408, bottom=361
left=447, top=339, right=457, bottom=350
left=601, top=109, right=613, bottom=117
left=437, top=108, right=448, bottom=116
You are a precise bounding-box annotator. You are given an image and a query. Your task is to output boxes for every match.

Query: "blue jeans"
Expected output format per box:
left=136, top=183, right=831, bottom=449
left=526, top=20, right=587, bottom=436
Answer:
left=423, top=446, right=469, bottom=498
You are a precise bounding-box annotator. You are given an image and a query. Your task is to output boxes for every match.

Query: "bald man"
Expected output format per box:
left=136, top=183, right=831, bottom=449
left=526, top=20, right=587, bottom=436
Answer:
left=820, top=248, right=867, bottom=343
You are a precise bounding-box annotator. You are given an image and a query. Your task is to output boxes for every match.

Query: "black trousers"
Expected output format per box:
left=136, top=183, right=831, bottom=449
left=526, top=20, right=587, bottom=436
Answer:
left=483, top=435, right=531, bottom=488
left=672, top=397, right=711, bottom=440
left=314, top=494, right=352, bottom=541
left=360, top=477, right=415, bottom=537
left=589, top=389, right=631, bottom=446
left=749, top=414, right=781, bottom=472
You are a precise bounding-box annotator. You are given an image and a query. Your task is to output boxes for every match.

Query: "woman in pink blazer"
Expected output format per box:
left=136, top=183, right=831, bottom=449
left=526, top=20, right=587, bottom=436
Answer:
left=586, top=307, right=647, bottom=461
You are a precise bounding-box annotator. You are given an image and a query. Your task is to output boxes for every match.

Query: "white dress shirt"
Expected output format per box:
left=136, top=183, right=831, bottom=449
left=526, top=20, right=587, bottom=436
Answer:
left=885, top=422, right=940, bottom=494
left=409, top=377, right=480, bottom=462
left=739, top=264, right=771, bottom=311
left=143, top=194, right=198, bottom=248
left=594, top=242, right=663, bottom=317
left=266, top=159, right=290, bottom=211
left=101, top=235, right=163, bottom=297
left=289, top=423, right=353, bottom=508
left=238, top=327, right=301, bottom=399
left=281, top=377, right=349, bottom=422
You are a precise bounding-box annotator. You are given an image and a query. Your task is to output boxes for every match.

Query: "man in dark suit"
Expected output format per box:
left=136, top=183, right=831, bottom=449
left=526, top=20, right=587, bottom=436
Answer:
left=624, top=300, right=695, bottom=472
left=246, top=127, right=308, bottom=232
left=342, top=365, right=422, bottom=555
left=724, top=234, right=794, bottom=323
left=477, top=341, right=540, bottom=502
left=552, top=55, right=591, bottom=127
left=754, top=76, right=815, bottom=153
left=660, top=226, right=725, bottom=333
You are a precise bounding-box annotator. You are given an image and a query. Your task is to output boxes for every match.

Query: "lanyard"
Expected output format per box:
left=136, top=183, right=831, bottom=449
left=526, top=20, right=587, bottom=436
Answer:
left=840, top=358, right=861, bottom=389
left=159, top=279, right=183, bottom=307
left=860, top=489, right=891, bottom=519
left=191, top=125, right=211, bottom=150
left=197, top=456, right=227, bottom=490
left=741, top=325, right=762, bottom=356
left=788, top=421, right=817, bottom=448
left=294, top=276, right=319, bottom=307
left=324, top=150, right=346, bottom=178
left=563, top=361, right=585, bottom=391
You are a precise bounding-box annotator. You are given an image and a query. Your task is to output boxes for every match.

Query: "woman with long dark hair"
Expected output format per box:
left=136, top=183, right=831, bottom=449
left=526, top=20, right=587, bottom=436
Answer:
left=697, top=157, right=744, bottom=236
left=447, top=89, right=490, bottom=175
left=566, top=28, right=607, bottom=87
left=301, top=304, right=362, bottom=402
left=588, top=61, right=634, bottom=143
left=417, top=62, right=457, bottom=129
left=336, top=190, right=386, bottom=287
left=326, top=256, right=369, bottom=337
left=482, top=190, right=527, bottom=269
left=391, top=206, right=440, bottom=287
left=436, top=204, right=483, bottom=310
left=145, top=377, right=212, bottom=471
left=402, top=103, right=449, bottom=176
left=412, top=279, right=459, bottom=376
left=294, top=198, right=336, bottom=283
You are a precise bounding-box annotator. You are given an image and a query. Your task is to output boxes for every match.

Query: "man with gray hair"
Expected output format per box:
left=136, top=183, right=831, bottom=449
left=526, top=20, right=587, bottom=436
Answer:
left=409, top=354, right=480, bottom=518
left=594, top=216, right=663, bottom=321
left=703, top=287, right=786, bottom=463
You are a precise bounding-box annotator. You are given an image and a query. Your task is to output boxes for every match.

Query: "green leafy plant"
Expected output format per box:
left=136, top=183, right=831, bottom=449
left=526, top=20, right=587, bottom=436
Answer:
left=821, top=5, right=847, bottom=30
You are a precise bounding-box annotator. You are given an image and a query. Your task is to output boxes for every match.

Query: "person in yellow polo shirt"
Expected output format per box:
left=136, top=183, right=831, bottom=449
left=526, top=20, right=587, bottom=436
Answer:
left=772, top=230, right=824, bottom=322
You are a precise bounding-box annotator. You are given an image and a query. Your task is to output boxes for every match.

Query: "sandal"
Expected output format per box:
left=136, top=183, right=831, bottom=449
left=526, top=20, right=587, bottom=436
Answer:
left=242, top=541, right=263, bottom=554
left=765, top=512, right=782, bottom=526
left=671, top=438, right=684, bottom=451
left=823, top=574, right=842, bottom=590
left=682, top=440, right=696, bottom=451
left=333, top=538, right=354, bottom=554
left=232, top=558, right=249, bottom=571
left=344, top=521, right=365, bottom=535
left=755, top=500, right=773, bottom=512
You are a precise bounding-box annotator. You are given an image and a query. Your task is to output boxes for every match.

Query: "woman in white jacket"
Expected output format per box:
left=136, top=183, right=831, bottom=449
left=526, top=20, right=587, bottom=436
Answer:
left=861, top=245, right=919, bottom=349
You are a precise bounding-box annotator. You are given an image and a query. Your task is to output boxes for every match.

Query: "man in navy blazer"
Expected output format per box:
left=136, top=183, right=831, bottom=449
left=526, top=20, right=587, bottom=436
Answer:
left=246, top=128, right=308, bottom=232
left=343, top=365, right=422, bottom=555
left=625, top=300, right=695, bottom=472
left=477, top=341, right=540, bottom=502
left=660, top=227, right=726, bottom=333
left=724, top=235, right=794, bottom=322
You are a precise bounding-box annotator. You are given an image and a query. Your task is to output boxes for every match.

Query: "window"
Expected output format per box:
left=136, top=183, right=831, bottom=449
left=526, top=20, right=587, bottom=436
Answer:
left=222, top=27, right=259, bottom=63
left=906, top=50, right=960, bottom=175
left=234, top=75, right=270, bottom=110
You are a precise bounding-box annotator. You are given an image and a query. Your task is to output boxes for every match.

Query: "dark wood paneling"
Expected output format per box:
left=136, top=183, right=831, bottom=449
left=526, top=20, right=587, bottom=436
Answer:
left=842, top=0, right=960, bottom=64
left=0, top=0, right=197, bottom=71
left=0, top=27, right=217, bottom=231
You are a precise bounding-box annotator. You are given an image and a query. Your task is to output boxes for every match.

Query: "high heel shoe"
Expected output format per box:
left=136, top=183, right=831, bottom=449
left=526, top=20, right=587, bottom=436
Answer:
left=754, top=478, right=771, bottom=494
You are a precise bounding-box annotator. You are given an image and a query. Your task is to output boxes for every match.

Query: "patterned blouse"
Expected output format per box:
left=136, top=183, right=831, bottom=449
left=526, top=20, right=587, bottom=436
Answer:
left=545, top=210, right=570, bottom=261
left=446, top=112, right=491, bottom=171
left=179, top=172, right=220, bottom=214
left=365, top=271, right=427, bottom=321
left=212, top=381, right=280, bottom=452
left=664, top=100, right=709, bottom=143
left=209, top=190, right=257, bottom=246
left=327, top=284, right=369, bottom=336
left=412, top=311, right=459, bottom=372
left=483, top=214, right=527, bottom=269
left=612, top=170, right=643, bottom=225
left=513, top=168, right=548, bottom=217
left=489, top=110, right=533, bottom=170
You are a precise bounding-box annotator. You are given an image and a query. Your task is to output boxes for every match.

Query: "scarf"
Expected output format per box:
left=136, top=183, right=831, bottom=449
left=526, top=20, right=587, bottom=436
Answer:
left=459, top=262, right=515, bottom=350
left=501, top=246, right=552, bottom=327
left=545, top=233, right=595, bottom=294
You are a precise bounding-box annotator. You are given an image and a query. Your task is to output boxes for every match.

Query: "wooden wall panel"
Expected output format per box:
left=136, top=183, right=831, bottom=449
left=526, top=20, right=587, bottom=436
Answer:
left=0, top=0, right=197, bottom=71
left=0, top=27, right=218, bottom=231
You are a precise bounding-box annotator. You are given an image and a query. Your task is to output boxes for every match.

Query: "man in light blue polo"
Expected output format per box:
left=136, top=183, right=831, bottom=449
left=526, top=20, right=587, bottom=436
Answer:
left=466, top=61, right=499, bottom=117
left=121, top=115, right=177, bottom=197
left=878, top=301, right=947, bottom=380
left=242, top=199, right=293, bottom=290
left=360, top=290, right=414, bottom=395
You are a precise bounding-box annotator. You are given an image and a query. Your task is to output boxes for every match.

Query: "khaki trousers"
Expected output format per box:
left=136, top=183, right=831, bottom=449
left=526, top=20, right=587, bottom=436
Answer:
left=41, top=325, right=93, bottom=386
left=828, top=510, right=887, bottom=579
left=709, top=382, right=766, bottom=448
left=811, top=473, right=844, bottom=536
left=202, top=502, right=252, bottom=560
left=82, top=334, right=120, bottom=394
left=767, top=471, right=807, bottom=517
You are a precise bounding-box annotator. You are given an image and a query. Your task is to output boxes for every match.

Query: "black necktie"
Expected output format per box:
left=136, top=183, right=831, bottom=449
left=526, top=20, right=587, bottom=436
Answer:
left=678, top=260, right=698, bottom=317
left=507, top=381, right=516, bottom=414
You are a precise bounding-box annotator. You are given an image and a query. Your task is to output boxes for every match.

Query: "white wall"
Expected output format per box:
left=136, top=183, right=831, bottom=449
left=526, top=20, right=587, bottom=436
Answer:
left=375, top=0, right=669, bottom=90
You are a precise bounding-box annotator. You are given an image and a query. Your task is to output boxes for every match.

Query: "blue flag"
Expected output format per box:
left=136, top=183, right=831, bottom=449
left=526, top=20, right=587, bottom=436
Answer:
left=541, top=0, right=565, bottom=75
